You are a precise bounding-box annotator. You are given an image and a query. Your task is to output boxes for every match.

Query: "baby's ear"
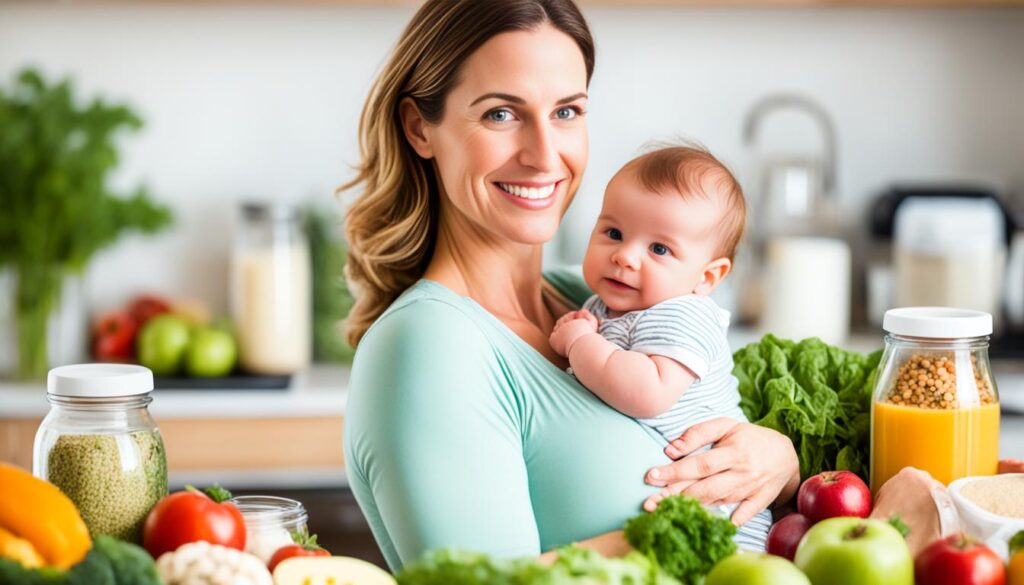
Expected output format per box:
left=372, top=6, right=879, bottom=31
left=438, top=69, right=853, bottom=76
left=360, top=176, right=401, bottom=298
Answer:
left=694, top=258, right=731, bottom=295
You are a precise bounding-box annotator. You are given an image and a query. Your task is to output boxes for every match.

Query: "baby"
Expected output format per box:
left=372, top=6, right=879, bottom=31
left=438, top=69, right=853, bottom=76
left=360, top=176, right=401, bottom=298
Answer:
left=549, top=144, right=771, bottom=551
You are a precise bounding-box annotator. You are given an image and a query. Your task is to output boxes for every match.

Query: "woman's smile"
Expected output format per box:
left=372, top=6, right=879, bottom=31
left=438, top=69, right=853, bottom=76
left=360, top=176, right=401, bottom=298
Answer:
left=493, top=179, right=563, bottom=210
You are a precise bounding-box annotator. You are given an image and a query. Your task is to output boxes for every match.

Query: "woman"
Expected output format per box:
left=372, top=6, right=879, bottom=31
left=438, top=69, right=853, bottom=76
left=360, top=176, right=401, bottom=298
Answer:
left=340, top=0, right=964, bottom=571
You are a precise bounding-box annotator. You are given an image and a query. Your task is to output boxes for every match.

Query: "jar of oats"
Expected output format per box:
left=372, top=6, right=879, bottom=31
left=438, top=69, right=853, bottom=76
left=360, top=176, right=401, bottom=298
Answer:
left=33, top=364, right=168, bottom=544
left=870, top=308, right=1000, bottom=493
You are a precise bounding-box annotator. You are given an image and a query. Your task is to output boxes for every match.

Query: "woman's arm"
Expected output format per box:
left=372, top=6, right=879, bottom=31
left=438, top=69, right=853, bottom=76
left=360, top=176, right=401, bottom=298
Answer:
left=345, top=300, right=543, bottom=569
left=641, top=418, right=800, bottom=524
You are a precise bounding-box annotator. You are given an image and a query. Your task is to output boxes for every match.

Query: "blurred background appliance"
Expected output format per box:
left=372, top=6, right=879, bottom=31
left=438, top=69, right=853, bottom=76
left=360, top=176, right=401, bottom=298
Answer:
left=742, top=94, right=851, bottom=345
left=868, top=185, right=1022, bottom=355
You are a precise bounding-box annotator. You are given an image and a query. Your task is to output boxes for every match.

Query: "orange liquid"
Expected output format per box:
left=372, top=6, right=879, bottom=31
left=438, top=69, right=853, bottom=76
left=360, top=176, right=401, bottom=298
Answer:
left=871, top=401, right=999, bottom=493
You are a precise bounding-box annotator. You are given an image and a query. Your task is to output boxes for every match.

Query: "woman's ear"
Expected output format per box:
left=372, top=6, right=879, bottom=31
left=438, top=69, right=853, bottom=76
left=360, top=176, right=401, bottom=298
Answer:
left=694, top=258, right=732, bottom=296
left=399, top=97, right=434, bottom=159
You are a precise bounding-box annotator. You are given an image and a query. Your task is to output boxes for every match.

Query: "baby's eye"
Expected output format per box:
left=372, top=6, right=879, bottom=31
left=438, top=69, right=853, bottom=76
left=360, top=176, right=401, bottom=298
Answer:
left=650, top=243, right=671, bottom=256
left=605, top=228, right=622, bottom=241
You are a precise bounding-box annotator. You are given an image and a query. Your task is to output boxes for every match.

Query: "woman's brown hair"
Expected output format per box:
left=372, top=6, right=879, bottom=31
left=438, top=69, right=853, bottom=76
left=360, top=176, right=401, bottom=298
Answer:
left=340, top=0, right=595, bottom=347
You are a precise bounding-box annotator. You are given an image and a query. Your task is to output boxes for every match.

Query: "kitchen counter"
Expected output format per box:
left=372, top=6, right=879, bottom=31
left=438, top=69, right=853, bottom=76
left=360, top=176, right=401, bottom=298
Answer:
left=0, top=364, right=350, bottom=419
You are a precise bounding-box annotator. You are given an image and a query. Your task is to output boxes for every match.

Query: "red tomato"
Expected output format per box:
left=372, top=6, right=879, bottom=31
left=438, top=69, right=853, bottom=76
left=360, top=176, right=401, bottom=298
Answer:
left=92, top=310, right=139, bottom=362
left=914, top=533, right=1006, bottom=585
left=128, top=295, right=172, bottom=326
left=142, top=486, right=246, bottom=559
left=268, top=544, right=331, bottom=572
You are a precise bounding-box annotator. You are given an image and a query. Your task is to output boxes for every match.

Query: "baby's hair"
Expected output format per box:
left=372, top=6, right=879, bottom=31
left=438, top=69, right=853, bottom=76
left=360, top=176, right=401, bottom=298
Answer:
left=624, top=139, right=747, bottom=263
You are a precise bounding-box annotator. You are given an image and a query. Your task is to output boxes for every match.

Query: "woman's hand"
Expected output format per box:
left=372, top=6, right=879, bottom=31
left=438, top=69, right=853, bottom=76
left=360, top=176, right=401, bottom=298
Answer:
left=642, top=417, right=800, bottom=526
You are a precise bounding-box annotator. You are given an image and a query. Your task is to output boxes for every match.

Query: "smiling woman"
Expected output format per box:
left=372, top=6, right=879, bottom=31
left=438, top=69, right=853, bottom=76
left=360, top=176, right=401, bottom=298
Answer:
left=339, top=0, right=802, bottom=572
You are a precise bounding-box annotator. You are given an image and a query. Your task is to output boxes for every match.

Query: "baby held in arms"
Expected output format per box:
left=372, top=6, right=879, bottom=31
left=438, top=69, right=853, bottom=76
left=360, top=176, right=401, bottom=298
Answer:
left=549, top=144, right=771, bottom=551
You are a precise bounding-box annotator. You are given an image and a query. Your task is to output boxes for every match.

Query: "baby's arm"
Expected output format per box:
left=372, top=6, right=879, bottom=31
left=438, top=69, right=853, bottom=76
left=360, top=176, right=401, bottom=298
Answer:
left=549, top=312, right=698, bottom=419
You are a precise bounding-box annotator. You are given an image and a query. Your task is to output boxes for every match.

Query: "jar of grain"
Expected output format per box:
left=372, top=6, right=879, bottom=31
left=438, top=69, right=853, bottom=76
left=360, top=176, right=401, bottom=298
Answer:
left=870, top=308, right=1000, bottom=494
left=33, top=364, right=168, bottom=544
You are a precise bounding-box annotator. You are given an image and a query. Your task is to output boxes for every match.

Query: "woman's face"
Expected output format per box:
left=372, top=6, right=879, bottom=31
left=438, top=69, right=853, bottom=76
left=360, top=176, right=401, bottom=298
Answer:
left=413, top=23, right=590, bottom=246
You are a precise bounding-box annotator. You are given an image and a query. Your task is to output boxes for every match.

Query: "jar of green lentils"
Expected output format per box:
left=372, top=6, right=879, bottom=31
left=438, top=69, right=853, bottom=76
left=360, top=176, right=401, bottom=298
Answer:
left=33, top=364, right=168, bottom=544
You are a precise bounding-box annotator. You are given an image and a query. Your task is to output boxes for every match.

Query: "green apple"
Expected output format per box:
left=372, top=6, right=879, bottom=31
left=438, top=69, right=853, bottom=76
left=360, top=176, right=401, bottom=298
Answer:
left=794, top=518, right=913, bottom=585
left=185, top=327, right=237, bottom=377
left=137, top=314, right=191, bottom=376
left=706, top=552, right=810, bottom=585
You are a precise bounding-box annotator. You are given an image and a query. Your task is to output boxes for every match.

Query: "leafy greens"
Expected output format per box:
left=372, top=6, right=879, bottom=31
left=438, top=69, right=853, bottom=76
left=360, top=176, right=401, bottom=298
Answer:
left=732, top=334, right=882, bottom=482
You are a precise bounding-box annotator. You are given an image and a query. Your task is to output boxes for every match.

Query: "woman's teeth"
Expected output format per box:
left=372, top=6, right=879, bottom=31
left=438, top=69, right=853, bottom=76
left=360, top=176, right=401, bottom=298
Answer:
left=498, top=182, right=555, bottom=200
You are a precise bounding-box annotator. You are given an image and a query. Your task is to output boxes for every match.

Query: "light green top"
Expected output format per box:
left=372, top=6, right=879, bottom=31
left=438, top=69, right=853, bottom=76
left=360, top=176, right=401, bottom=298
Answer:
left=344, top=271, right=668, bottom=571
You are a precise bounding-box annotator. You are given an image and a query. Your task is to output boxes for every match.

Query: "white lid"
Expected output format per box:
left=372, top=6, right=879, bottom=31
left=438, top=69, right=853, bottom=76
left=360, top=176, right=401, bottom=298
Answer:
left=47, top=363, right=154, bottom=398
left=883, top=307, right=992, bottom=338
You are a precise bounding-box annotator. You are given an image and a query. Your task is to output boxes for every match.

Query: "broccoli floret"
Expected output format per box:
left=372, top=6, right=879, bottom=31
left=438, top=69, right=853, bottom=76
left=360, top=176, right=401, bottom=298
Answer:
left=66, top=548, right=116, bottom=585
left=624, top=495, right=737, bottom=585
left=91, top=535, right=160, bottom=585
left=0, top=558, right=67, bottom=585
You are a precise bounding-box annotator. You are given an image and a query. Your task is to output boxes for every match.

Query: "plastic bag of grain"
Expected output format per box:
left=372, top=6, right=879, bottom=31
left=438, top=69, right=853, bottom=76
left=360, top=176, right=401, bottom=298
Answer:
left=948, top=474, right=1024, bottom=559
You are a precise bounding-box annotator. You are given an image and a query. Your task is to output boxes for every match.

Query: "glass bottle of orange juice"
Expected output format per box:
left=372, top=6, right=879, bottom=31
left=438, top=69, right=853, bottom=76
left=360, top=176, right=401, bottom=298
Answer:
left=870, top=307, right=1000, bottom=493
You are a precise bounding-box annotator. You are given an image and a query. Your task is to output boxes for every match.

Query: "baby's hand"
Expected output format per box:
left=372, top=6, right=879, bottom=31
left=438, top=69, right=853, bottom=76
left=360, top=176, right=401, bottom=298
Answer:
left=549, top=310, right=599, bottom=358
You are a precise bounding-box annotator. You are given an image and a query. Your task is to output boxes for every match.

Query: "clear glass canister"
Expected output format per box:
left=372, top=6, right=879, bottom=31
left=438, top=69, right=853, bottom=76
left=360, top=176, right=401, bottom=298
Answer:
left=230, top=495, right=309, bottom=564
left=33, top=364, right=168, bottom=543
left=870, top=308, right=1000, bottom=493
left=230, top=202, right=312, bottom=375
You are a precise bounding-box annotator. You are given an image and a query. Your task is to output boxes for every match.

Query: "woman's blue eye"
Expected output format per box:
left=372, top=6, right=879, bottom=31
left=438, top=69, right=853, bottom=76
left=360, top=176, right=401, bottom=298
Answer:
left=555, top=107, right=577, bottom=120
left=605, top=228, right=622, bottom=241
left=486, top=109, right=513, bottom=123
left=651, top=243, right=670, bottom=256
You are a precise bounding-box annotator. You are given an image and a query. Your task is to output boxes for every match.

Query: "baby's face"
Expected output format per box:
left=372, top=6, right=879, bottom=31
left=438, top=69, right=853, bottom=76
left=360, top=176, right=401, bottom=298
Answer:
left=582, top=167, right=726, bottom=314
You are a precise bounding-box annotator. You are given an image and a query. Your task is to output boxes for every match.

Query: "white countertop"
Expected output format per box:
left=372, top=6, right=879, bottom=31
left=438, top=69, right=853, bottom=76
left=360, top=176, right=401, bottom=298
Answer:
left=0, top=364, right=349, bottom=419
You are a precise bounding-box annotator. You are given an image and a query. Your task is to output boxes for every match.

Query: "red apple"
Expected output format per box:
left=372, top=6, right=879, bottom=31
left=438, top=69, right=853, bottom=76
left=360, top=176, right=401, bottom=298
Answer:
left=767, top=513, right=814, bottom=561
left=92, top=310, right=139, bottom=362
left=914, top=534, right=1006, bottom=585
left=797, top=471, right=872, bottom=523
left=127, top=294, right=172, bottom=326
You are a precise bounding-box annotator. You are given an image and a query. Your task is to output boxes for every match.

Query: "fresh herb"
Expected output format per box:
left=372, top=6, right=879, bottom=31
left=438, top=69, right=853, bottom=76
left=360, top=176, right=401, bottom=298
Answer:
left=303, top=206, right=355, bottom=363
left=732, top=334, right=882, bottom=482
left=624, top=495, right=737, bottom=585
left=0, top=68, right=172, bottom=379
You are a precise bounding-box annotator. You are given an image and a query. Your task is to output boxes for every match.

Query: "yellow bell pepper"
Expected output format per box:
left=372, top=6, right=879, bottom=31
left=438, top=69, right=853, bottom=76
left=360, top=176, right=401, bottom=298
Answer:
left=1010, top=531, right=1024, bottom=585
left=0, top=526, right=45, bottom=569
left=0, top=462, right=91, bottom=569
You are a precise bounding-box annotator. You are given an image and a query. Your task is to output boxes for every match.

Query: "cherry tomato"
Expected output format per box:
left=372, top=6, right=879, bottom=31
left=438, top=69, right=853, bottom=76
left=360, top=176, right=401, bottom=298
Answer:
left=267, top=527, right=330, bottom=572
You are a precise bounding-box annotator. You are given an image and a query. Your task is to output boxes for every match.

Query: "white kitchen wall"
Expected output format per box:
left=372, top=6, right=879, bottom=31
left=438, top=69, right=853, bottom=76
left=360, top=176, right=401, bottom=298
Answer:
left=1, top=4, right=1022, bottom=314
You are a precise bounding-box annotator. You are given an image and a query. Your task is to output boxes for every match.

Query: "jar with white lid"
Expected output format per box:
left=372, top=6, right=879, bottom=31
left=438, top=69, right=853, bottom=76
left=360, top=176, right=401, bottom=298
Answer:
left=33, top=364, right=168, bottom=543
left=870, top=308, right=1000, bottom=493
left=230, top=495, right=309, bottom=564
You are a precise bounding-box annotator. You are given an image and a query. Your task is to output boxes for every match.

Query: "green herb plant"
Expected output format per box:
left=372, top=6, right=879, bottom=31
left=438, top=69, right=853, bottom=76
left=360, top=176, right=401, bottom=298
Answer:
left=0, top=68, right=172, bottom=379
left=303, top=205, right=355, bottom=364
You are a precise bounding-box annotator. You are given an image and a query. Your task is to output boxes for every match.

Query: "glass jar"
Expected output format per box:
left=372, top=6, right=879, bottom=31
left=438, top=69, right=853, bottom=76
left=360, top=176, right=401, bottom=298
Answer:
left=230, top=202, right=312, bottom=375
left=33, top=364, right=168, bottom=543
left=230, top=495, right=309, bottom=564
left=870, top=308, right=1000, bottom=493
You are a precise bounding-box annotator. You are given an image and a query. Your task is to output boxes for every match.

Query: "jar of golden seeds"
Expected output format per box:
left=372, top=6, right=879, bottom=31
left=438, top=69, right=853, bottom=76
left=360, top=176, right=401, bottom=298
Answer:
left=33, top=364, right=168, bottom=544
left=870, top=307, right=999, bottom=493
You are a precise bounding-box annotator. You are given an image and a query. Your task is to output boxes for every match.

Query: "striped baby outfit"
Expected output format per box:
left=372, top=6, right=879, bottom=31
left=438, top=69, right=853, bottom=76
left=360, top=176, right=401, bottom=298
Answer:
left=580, top=293, right=772, bottom=551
